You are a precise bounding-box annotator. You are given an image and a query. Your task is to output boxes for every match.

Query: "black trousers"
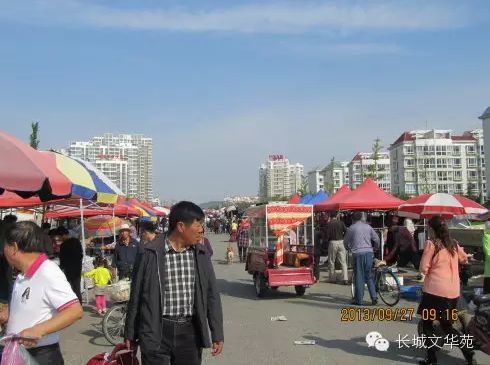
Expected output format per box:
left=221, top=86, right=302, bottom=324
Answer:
left=237, top=246, right=247, bottom=262
left=27, top=343, right=64, bottom=365
left=141, top=318, right=202, bottom=365
left=313, top=253, right=321, bottom=280
left=484, top=277, right=490, bottom=294
left=67, top=275, right=82, bottom=303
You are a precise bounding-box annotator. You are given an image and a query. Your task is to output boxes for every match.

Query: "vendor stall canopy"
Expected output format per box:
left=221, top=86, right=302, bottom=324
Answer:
left=314, top=179, right=404, bottom=211
left=246, top=204, right=313, bottom=237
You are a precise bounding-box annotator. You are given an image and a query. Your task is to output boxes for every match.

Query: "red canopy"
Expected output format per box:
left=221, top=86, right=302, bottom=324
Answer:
left=287, top=194, right=301, bottom=204
left=139, top=201, right=165, bottom=216
left=314, top=185, right=351, bottom=211
left=316, top=179, right=404, bottom=211
left=45, top=204, right=140, bottom=219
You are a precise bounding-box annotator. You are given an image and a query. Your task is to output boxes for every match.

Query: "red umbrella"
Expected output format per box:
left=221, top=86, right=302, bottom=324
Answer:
left=398, top=193, right=488, bottom=219
left=0, top=131, right=71, bottom=199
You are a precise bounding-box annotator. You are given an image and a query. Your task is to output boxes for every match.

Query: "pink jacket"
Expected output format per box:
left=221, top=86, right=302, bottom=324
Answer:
left=420, top=239, right=468, bottom=299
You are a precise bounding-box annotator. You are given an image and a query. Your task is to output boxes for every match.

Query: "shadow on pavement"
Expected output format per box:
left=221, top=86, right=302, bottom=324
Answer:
left=80, top=326, right=112, bottom=347
left=216, top=278, right=305, bottom=301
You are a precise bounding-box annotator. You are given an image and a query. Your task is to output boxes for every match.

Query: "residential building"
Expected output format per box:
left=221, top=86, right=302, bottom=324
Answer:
left=67, top=133, right=153, bottom=201
left=480, top=107, right=490, bottom=202
left=348, top=152, right=391, bottom=192
left=389, top=129, right=486, bottom=200
left=307, top=168, right=324, bottom=194
left=259, top=155, right=304, bottom=199
left=323, top=160, right=350, bottom=193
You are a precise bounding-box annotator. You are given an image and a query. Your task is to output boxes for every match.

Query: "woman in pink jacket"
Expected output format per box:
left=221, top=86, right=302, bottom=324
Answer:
left=417, top=216, right=476, bottom=365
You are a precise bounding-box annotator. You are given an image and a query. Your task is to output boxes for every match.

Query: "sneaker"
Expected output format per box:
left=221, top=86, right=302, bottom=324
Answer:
left=371, top=299, right=378, bottom=306
left=350, top=300, right=362, bottom=306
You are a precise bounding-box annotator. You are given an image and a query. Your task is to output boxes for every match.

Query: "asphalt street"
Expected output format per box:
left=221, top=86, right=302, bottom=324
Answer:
left=60, top=233, right=487, bottom=365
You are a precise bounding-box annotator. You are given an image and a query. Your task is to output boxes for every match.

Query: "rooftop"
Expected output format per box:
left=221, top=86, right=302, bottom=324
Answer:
left=479, top=106, right=490, bottom=120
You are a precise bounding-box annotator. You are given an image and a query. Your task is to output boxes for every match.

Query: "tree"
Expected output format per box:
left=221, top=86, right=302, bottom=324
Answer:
left=29, top=122, right=40, bottom=149
left=297, top=181, right=308, bottom=196
left=364, top=138, right=383, bottom=181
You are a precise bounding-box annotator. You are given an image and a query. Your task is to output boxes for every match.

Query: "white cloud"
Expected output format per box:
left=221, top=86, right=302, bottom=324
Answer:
left=0, top=0, right=472, bottom=34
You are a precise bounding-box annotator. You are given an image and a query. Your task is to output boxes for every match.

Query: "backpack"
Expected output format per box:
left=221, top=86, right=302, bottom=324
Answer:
left=86, top=344, right=139, bottom=365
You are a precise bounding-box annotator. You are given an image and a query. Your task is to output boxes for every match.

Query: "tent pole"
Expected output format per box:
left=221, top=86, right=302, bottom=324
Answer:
left=113, top=205, right=116, bottom=243
left=80, top=198, right=85, bottom=255
left=381, top=212, right=385, bottom=260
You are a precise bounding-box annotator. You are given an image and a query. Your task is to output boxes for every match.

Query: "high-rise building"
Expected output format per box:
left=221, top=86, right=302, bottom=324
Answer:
left=259, top=155, right=304, bottom=199
left=323, top=160, right=350, bottom=193
left=307, top=168, right=324, bottom=194
left=67, top=133, right=153, bottom=201
left=481, top=107, right=490, bottom=202
left=348, top=152, right=391, bottom=192
left=389, top=129, right=485, bottom=200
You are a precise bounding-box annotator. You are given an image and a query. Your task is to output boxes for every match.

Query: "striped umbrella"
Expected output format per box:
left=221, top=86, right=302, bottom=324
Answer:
left=70, top=156, right=123, bottom=204
left=398, top=193, right=488, bottom=219
left=84, top=216, right=130, bottom=238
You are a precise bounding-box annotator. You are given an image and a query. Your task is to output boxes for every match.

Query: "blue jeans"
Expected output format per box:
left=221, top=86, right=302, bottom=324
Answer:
left=353, top=252, right=377, bottom=304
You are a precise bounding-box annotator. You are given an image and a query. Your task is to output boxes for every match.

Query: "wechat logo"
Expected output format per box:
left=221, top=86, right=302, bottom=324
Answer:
left=366, top=331, right=390, bottom=352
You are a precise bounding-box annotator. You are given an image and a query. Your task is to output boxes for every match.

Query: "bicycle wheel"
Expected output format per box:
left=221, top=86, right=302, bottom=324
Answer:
left=102, top=303, right=127, bottom=345
left=377, top=270, right=401, bottom=306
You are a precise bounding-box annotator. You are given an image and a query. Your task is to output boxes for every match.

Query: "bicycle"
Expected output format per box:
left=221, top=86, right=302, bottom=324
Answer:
left=102, top=301, right=128, bottom=345
left=102, top=278, right=131, bottom=345
left=351, top=260, right=401, bottom=306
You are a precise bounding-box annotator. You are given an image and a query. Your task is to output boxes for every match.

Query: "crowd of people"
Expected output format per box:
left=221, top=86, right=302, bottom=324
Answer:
left=0, top=202, right=224, bottom=365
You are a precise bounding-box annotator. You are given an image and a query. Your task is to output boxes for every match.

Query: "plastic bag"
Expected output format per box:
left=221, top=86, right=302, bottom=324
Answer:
left=0, top=340, right=38, bottom=365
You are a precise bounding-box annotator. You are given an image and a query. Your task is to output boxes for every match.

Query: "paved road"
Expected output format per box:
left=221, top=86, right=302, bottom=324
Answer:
left=61, top=233, right=486, bottom=364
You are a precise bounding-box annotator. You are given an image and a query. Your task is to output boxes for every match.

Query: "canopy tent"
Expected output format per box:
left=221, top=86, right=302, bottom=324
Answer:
left=315, top=179, right=404, bottom=211
left=299, top=194, right=313, bottom=204
left=288, top=194, right=301, bottom=204
left=308, top=191, right=328, bottom=205
left=139, top=201, right=165, bottom=217
left=153, top=206, right=170, bottom=216
left=314, top=185, right=351, bottom=211
left=44, top=203, right=140, bottom=219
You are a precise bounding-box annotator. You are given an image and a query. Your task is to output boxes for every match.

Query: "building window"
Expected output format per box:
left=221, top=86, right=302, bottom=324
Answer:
left=404, top=145, right=414, bottom=155
left=405, top=183, right=416, bottom=194
left=436, top=145, right=448, bottom=155
left=404, top=158, right=415, bottom=168
left=466, top=145, right=476, bottom=155
left=453, top=158, right=462, bottom=168
left=467, top=170, right=478, bottom=180
left=455, top=184, right=463, bottom=194
left=467, top=158, right=477, bottom=168
left=453, top=146, right=461, bottom=156
left=436, top=158, right=448, bottom=168
left=437, top=171, right=448, bottom=181
left=454, top=171, right=462, bottom=181
left=405, top=171, right=416, bottom=181
left=438, top=184, right=449, bottom=193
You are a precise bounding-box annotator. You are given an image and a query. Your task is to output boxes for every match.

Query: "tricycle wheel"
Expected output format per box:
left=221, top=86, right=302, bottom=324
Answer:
left=295, top=285, right=306, bottom=296
left=254, top=273, right=267, bottom=298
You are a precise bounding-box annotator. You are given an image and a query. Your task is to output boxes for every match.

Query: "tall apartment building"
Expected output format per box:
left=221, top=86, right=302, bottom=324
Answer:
left=348, top=152, right=391, bottom=192
left=389, top=129, right=486, bottom=199
left=259, top=155, right=304, bottom=199
left=323, top=160, right=350, bottom=193
left=307, top=169, right=324, bottom=194
left=481, top=107, right=490, bottom=202
left=67, top=133, right=153, bottom=201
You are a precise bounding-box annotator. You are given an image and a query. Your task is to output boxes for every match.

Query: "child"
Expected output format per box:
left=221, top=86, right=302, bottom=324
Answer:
left=83, top=256, right=111, bottom=315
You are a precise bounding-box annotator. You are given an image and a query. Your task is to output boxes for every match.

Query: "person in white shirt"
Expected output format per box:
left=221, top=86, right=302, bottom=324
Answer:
left=0, top=221, right=83, bottom=365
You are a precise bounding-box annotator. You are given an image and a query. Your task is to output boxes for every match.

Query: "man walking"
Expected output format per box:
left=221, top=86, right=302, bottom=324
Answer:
left=236, top=219, right=250, bottom=263
left=325, top=212, right=348, bottom=285
left=125, top=201, right=224, bottom=365
left=344, top=211, right=380, bottom=306
left=57, top=226, right=83, bottom=303
left=112, top=224, right=139, bottom=279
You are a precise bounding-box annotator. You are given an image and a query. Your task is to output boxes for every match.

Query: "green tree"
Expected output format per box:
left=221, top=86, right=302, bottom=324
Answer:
left=29, top=122, right=40, bottom=149
left=364, top=138, right=383, bottom=181
left=297, top=181, right=309, bottom=196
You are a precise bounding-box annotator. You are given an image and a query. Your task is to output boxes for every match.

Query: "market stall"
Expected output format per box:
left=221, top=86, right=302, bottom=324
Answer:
left=245, top=203, right=315, bottom=297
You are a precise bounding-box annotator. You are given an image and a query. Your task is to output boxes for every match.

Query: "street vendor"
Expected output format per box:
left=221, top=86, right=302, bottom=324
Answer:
left=112, top=224, right=139, bottom=279
left=483, top=222, right=490, bottom=294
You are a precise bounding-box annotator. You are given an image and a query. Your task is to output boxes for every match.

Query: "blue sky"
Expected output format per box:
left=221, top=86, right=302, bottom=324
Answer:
left=1, top=0, right=489, bottom=202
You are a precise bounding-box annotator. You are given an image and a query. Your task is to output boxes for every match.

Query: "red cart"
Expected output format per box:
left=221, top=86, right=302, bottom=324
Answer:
left=245, top=204, right=316, bottom=297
